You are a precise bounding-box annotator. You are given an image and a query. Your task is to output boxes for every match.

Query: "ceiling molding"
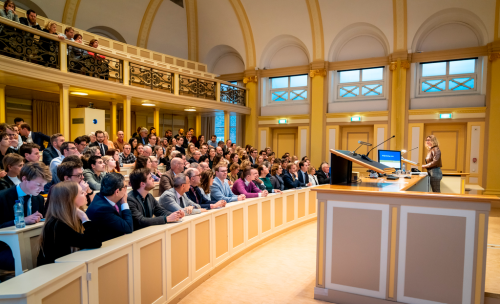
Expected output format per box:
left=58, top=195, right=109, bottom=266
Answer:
left=495, top=0, right=500, bottom=40
left=305, top=0, right=325, bottom=61
left=62, top=0, right=81, bottom=26
left=228, top=0, right=257, bottom=69
left=185, top=0, right=199, bottom=62
left=137, top=0, right=164, bottom=48
left=392, top=0, right=407, bottom=51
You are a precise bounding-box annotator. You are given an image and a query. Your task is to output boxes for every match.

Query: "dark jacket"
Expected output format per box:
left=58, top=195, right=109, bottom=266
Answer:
left=283, top=171, right=301, bottom=190
left=22, top=132, right=50, bottom=151
left=159, top=170, right=175, bottom=195
left=0, top=147, right=17, bottom=170
left=175, top=145, right=185, bottom=155
left=86, top=194, right=133, bottom=242
left=316, top=170, right=330, bottom=185
left=0, top=176, right=16, bottom=191
left=270, top=174, right=285, bottom=191
left=88, top=141, right=108, bottom=156
left=42, top=145, right=59, bottom=166
left=297, top=170, right=309, bottom=186
left=0, top=186, right=45, bottom=228
left=136, top=136, right=148, bottom=146
left=185, top=186, right=214, bottom=209
left=127, top=190, right=170, bottom=230
left=37, top=219, right=102, bottom=266
left=19, top=17, right=42, bottom=31
left=422, top=146, right=442, bottom=169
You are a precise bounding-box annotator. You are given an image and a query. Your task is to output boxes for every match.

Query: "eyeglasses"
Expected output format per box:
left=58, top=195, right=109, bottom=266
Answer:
left=6, top=134, right=16, bottom=138
left=70, top=173, right=84, bottom=178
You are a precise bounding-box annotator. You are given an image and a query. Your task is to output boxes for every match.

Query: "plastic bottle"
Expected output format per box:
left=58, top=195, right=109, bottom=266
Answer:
left=14, top=200, right=25, bottom=229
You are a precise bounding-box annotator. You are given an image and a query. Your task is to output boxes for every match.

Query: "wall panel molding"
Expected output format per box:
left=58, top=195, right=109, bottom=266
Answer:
left=62, top=0, right=81, bottom=26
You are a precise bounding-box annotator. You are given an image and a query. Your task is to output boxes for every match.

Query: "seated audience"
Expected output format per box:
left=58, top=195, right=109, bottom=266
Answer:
left=316, top=162, right=330, bottom=185
left=190, top=162, right=199, bottom=170
left=0, top=153, right=23, bottom=190
left=19, top=9, right=42, bottom=30
left=142, top=145, right=152, bottom=157
left=101, top=155, right=118, bottom=174
left=216, top=146, right=223, bottom=157
left=270, top=163, right=285, bottom=191
left=185, top=168, right=226, bottom=209
left=113, top=131, right=125, bottom=152
left=42, top=21, right=65, bottom=40
left=127, top=168, right=184, bottom=230
left=105, top=148, right=121, bottom=172
left=308, top=166, right=319, bottom=186
left=232, top=167, right=268, bottom=198
left=159, top=157, right=184, bottom=194
left=210, top=165, right=245, bottom=202
left=154, top=145, right=167, bottom=166
left=186, top=143, right=196, bottom=159
left=129, top=138, right=138, bottom=155
left=56, top=159, right=93, bottom=206
left=149, top=156, right=162, bottom=181
left=133, top=155, right=151, bottom=171
left=120, top=143, right=136, bottom=167
left=297, top=161, right=312, bottom=187
left=89, top=130, right=108, bottom=156
left=283, top=163, right=301, bottom=190
left=175, top=137, right=186, bottom=155
left=198, top=161, right=209, bottom=173
left=199, top=170, right=215, bottom=201
left=258, top=165, right=281, bottom=193
left=159, top=174, right=205, bottom=215
left=74, top=136, right=88, bottom=154
left=50, top=141, right=80, bottom=184
left=19, top=143, right=40, bottom=164
left=136, top=128, right=148, bottom=146
left=61, top=26, right=75, bottom=41
left=43, top=133, right=65, bottom=166
left=0, top=132, right=16, bottom=170
left=0, top=0, right=19, bottom=23
left=37, top=182, right=102, bottom=266
left=146, top=134, right=156, bottom=148
left=195, top=135, right=205, bottom=148
left=83, top=156, right=106, bottom=191
left=188, top=149, right=201, bottom=164
left=86, top=173, right=132, bottom=242
left=10, top=124, right=22, bottom=150
left=228, top=163, right=239, bottom=184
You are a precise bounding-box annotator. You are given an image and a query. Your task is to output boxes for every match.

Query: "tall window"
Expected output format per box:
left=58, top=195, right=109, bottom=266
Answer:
left=215, top=115, right=225, bottom=142
left=230, top=115, right=237, bottom=144
left=419, top=58, right=477, bottom=95
left=336, top=67, right=384, bottom=100
left=270, top=74, right=308, bottom=102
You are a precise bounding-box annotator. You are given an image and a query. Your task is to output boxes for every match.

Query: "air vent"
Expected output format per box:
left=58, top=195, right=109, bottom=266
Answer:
left=170, top=0, right=184, bottom=8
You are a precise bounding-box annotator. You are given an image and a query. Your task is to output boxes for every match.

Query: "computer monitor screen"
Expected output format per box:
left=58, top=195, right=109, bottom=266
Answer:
left=378, top=150, right=401, bottom=169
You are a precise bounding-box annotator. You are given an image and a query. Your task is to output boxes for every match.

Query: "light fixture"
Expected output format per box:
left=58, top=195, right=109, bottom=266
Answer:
left=278, top=119, right=287, bottom=124
left=351, top=116, right=361, bottom=122
left=71, top=92, right=88, bottom=96
left=401, top=149, right=407, bottom=155
left=439, top=113, right=452, bottom=119
left=184, top=108, right=196, bottom=112
left=141, top=101, right=155, bottom=106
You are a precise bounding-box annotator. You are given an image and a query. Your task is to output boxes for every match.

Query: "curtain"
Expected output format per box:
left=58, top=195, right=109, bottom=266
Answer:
left=201, top=116, right=215, bottom=140
left=32, top=100, right=60, bottom=136
left=117, top=110, right=123, bottom=132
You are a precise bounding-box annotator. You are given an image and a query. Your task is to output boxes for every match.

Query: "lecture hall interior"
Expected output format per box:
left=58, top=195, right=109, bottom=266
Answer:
left=0, top=0, right=499, bottom=303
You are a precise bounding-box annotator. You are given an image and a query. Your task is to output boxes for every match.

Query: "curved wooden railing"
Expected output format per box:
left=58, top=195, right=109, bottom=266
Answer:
left=0, top=187, right=317, bottom=304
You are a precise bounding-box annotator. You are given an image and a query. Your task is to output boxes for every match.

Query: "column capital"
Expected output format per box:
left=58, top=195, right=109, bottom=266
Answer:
left=243, top=76, right=258, bottom=84
left=489, top=52, right=500, bottom=62
left=110, top=101, right=118, bottom=106
left=309, top=69, right=327, bottom=78
left=389, top=60, right=410, bottom=71
left=59, top=83, right=70, bottom=90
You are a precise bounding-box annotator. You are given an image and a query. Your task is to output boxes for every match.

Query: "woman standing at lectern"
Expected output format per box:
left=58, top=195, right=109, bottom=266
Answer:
left=422, top=135, right=442, bottom=192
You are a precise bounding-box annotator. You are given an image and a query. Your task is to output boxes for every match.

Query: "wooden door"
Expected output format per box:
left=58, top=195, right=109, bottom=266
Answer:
left=423, top=123, right=466, bottom=173
left=341, top=126, right=374, bottom=171
left=272, top=128, right=298, bottom=158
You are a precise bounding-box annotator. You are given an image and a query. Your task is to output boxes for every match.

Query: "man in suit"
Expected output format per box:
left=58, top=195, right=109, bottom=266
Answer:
left=19, top=9, right=42, bottom=31
left=86, top=173, right=133, bottom=242
left=42, top=133, right=65, bottom=166
left=49, top=141, right=80, bottom=184
left=19, top=124, right=50, bottom=151
left=185, top=168, right=226, bottom=209
left=88, top=130, right=108, bottom=156
left=316, top=162, right=331, bottom=185
left=135, top=128, right=148, bottom=146
left=0, top=162, right=51, bottom=270
left=127, top=168, right=183, bottom=230
left=283, top=163, right=302, bottom=190
left=249, top=149, right=257, bottom=164
left=19, top=143, right=40, bottom=164
left=188, top=150, right=201, bottom=164
left=159, top=173, right=205, bottom=215
left=297, top=161, right=312, bottom=187
left=232, top=167, right=268, bottom=198
left=210, top=165, right=246, bottom=203
left=159, top=157, right=184, bottom=194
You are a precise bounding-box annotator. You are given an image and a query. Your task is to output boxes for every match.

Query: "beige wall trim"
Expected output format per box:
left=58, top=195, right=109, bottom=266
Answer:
left=305, top=0, right=325, bottom=61
left=260, top=65, right=310, bottom=78
left=326, top=121, right=389, bottom=126
left=408, top=107, right=486, bottom=115
left=392, top=0, right=407, bottom=51
left=137, top=0, right=164, bottom=48
left=259, top=119, right=310, bottom=125
left=228, top=0, right=257, bottom=69
left=259, top=114, right=310, bottom=120
left=217, top=73, right=245, bottom=81
left=185, top=0, right=199, bottom=62
left=327, top=111, right=389, bottom=118
left=259, top=123, right=310, bottom=128
left=61, top=0, right=81, bottom=26
left=327, top=116, right=389, bottom=123
left=409, top=113, right=486, bottom=121
left=329, top=57, right=390, bottom=71
left=411, top=46, right=488, bottom=63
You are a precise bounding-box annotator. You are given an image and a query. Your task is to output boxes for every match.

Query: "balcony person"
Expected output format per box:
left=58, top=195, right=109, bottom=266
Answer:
left=19, top=9, right=41, bottom=30
left=0, top=1, right=19, bottom=24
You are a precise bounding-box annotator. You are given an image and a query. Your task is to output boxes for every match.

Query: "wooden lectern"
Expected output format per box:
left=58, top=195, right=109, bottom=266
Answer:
left=330, top=149, right=390, bottom=184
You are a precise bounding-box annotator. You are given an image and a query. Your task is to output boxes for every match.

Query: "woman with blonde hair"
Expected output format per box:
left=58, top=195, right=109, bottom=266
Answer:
left=308, top=166, right=319, bottom=186
left=422, top=135, right=443, bottom=192
left=101, top=155, right=118, bottom=173
left=228, top=162, right=240, bottom=185
left=149, top=156, right=162, bottom=182
left=199, top=170, right=214, bottom=201
left=106, top=148, right=120, bottom=172
left=103, top=131, right=112, bottom=148
left=37, top=182, right=102, bottom=265
left=186, top=143, right=196, bottom=159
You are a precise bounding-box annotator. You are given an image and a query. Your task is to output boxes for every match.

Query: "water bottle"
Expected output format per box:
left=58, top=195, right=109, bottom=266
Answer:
left=14, top=200, right=25, bottom=229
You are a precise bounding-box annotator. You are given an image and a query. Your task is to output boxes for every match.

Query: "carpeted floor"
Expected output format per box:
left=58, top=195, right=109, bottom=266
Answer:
left=179, top=221, right=329, bottom=304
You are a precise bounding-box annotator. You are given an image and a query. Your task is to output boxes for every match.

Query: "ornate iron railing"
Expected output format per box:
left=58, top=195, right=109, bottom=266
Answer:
left=0, top=21, right=59, bottom=68
left=67, top=46, right=122, bottom=82
left=130, top=62, right=173, bottom=93
left=221, top=84, right=245, bottom=106
left=179, top=75, right=216, bottom=100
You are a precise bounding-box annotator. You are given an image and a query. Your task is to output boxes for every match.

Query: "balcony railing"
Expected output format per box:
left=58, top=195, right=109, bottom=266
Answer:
left=221, top=84, right=246, bottom=106
left=179, top=75, right=216, bottom=100
left=130, top=62, right=173, bottom=93
left=68, top=46, right=122, bottom=82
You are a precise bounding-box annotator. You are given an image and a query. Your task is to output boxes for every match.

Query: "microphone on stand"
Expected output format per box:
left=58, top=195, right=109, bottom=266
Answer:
left=351, top=140, right=372, bottom=156
left=361, top=135, right=396, bottom=162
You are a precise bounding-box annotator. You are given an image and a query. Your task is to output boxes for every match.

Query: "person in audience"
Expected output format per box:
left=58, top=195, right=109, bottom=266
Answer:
left=4, top=125, right=19, bottom=151
left=86, top=146, right=101, bottom=157
left=154, top=145, right=168, bottom=167
left=127, top=168, right=184, bottom=230
left=106, top=149, right=121, bottom=172
left=232, top=167, right=267, bottom=198
left=101, top=155, right=118, bottom=174
left=259, top=150, right=268, bottom=161
left=228, top=153, right=239, bottom=169
left=133, top=155, right=152, bottom=171
left=86, top=173, right=133, bottom=242
left=147, top=134, right=156, bottom=148
left=161, top=137, right=169, bottom=151
left=50, top=141, right=80, bottom=184
left=188, top=149, right=201, bottom=164
left=308, top=166, right=319, bottom=186
left=0, top=153, right=23, bottom=190
left=207, top=148, right=217, bottom=168
left=57, top=159, right=93, bottom=206
left=120, top=143, right=136, bottom=167
left=195, top=135, right=205, bottom=149
left=142, top=145, right=152, bottom=157
left=128, top=138, right=138, bottom=155
left=73, top=33, right=83, bottom=44
left=159, top=174, right=206, bottom=215
left=210, top=165, right=245, bottom=202
left=316, top=162, right=330, bottom=185
left=88, top=132, right=96, bottom=144
left=215, top=146, right=224, bottom=158
left=198, top=161, right=210, bottom=173
left=43, top=133, right=64, bottom=166
left=283, top=163, right=301, bottom=190
left=113, top=131, right=125, bottom=152
left=268, top=152, right=275, bottom=165
left=10, top=124, right=22, bottom=150
left=175, top=137, right=186, bottom=155
left=0, top=132, right=16, bottom=171
left=212, top=155, right=223, bottom=170
left=89, top=130, right=107, bottom=156
left=297, top=161, right=312, bottom=187
left=185, top=168, right=226, bottom=209
left=185, top=143, right=195, bottom=159
left=149, top=127, right=157, bottom=137
left=249, top=149, right=257, bottom=164
left=61, top=26, right=75, bottom=41
left=13, top=118, right=24, bottom=129
left=228, top=163, right=240, bottom=184
left=164, top=130, right=173, bottom=143
left=135, top=143, right=144, bottom=156
left=42, top=21, right=65, bottom=40
left=136, top=128, right=148, bottom=145
left=102, top=132, right=112, bottom=148
left=159, top=157, right=183, bottom=194
left=149, top=156, right=161, bottom=181
left=132, top=127, right=142, bottom=139
left=19, top=9, right=42, bottom=30
left=199, top=170, right=215, bottom=200
left=20, top=143, right=40, bottom=164
left=37, top=181, right=102, bottom=266
left=258, top=165, right=282, bottom=193
left=74, top=136, right=88, bottom=154
left=0, top=0, right=19, bottom=24
left=83, top=155, right=106, bottom=191
left=270, top=163, right=285, bottom=191
left=207, top=135, right=217, bottom=149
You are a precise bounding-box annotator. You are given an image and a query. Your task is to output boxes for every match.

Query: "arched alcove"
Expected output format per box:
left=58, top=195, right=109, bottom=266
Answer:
left=328, top=23, right=390, bottom=62
left=205, top=45, right=245, bottom=75
left=260, top=35, right=310, bottom=69
left=13, top=0, right=47, bottom=17
left=411, top=8, right=487, bottom=53
left=87, top=26, right=127, bottom=44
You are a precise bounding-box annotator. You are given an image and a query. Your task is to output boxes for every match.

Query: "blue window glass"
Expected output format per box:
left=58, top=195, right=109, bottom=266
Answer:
left=449, top=59, right=475, bottom=75
left=422, top=62, right=446, bottom=77
left=290, top=75, right=307, bottom=87
left=290, top=90, right=307, bottom=100
left=339, top=86, right=359, bottom=97
left=362, top=84, right=382, bottom=96
left=422, top=79, right=445, bottom=92
left=449, top=78, right=474, bottom=91
left=271, top=77, right=288, bottom=89
left=339, top=70, right=360, bottom=83
left=272, top=91, right=288, bottom=101
left=215, top=115, right=225, bottom=142
left=362, top=68, right=383, bottom=81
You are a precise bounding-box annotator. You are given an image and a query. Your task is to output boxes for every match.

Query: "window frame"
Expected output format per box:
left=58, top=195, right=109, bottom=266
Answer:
left=267, top=74, right=310, bottom=106
left=416, top=58, right=479, bottom=97
left=332, top=67, right=387, bottom=102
